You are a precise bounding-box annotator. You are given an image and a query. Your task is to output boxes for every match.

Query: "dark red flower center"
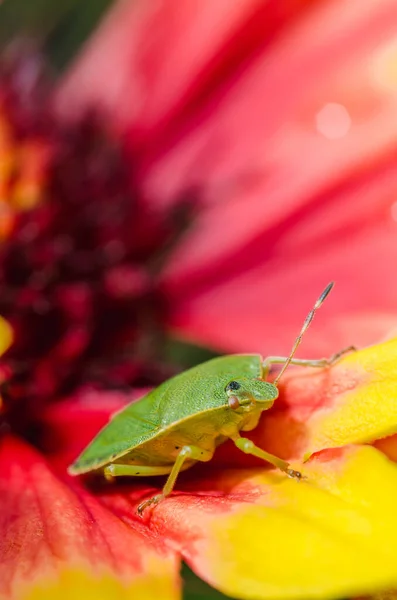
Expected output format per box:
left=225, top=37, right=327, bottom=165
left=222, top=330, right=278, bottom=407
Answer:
left=0, top=49, right=192, bottom=440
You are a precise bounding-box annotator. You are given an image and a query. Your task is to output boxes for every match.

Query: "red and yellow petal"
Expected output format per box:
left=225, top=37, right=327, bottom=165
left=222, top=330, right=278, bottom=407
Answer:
left=0, top=436, right=179, bottom=600
left=253, top=338, right=397, bottom=462
left=147, top=445, right=397, bottom=600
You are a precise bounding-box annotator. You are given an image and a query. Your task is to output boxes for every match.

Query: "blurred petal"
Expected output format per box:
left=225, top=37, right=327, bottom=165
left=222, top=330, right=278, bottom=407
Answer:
left=148, top=445, right=397, bottom=600
left=162, top=197, right=397, bottom=356
left=157, top=0, right=397, bottom=355
left=0, top=436, right=179, bottom=600
left=56, top=0, right=312, bottom=143
left=0, top=315, right=12, bottom=356
left=56, top=0, right=397, bottom=355
left=358, top=592, right=397, bottom=600
left=40, top=389, right=143, bottom=471
left=375, top=434, right=397, bottom=463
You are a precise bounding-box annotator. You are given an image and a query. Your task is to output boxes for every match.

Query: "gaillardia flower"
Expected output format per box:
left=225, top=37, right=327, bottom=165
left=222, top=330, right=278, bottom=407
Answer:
left=6, top=331, right=397, bottom=599
left=2, top=1, right=397, bottom=599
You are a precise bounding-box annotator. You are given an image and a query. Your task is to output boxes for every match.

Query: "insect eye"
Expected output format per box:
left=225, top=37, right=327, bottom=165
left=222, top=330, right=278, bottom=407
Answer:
left=226, top=381, right=241, bottom=392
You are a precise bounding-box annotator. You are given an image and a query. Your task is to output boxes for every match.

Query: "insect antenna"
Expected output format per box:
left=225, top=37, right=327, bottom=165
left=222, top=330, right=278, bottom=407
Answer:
left=273, top=282, right=334, bottom=386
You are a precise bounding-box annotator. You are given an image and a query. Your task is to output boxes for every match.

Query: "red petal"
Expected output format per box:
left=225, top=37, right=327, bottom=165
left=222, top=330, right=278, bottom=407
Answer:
left=0, top=436, right=179, bottom=599
left=56, top=0, right=312, bottom=145
left=41, top=389, right=148, bottom=472
left=157, top=0, right=397, bottom=354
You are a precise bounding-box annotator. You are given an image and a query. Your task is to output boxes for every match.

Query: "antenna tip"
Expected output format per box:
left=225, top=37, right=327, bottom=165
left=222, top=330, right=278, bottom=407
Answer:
left=315, top=282, right=334, bottom=308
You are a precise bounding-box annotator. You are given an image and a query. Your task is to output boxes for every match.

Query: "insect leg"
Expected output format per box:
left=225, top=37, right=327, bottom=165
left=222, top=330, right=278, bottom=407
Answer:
left=262, top=346, right=357, bottom=377
left=137, top=445, right=213, bottom=516
left=231, top=435, right=303, bottom=481
left=104, top=464, right=172, bottom=479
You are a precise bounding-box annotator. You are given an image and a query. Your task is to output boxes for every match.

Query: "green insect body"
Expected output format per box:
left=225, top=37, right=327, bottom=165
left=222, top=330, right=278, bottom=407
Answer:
left=69, top=282, right=352, bottom=515
left=69, top=355, right=274, bottom=475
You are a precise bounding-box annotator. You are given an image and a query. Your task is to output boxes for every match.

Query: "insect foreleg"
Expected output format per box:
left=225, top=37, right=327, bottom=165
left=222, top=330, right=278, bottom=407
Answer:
left=137, top=445, right=213, bottom=515
left=231, top=435, right=303, bottom=480
left=262, top=346, right=356, bottom=378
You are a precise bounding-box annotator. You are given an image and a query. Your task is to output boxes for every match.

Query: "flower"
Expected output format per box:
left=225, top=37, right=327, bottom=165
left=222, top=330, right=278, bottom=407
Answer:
left=33, top=337, right=397, bottom=600
left=2, top=1, right=397, bottom=599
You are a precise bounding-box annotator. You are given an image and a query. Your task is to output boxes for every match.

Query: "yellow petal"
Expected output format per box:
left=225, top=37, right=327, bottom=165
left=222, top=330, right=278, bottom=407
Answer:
left=19, top=565, right=177, bottom=600
left=151, top=445, right=397, bottom=600
left=302, top=338, right=397, bottom=457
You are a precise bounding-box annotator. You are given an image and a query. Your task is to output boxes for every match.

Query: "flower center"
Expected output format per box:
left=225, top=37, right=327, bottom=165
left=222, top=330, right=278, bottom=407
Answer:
left=0, top=53, right=192, bottom=440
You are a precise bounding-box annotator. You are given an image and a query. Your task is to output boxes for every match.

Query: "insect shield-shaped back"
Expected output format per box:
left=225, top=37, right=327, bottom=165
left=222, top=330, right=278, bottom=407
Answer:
left=225, top=378, right=278, bottom=410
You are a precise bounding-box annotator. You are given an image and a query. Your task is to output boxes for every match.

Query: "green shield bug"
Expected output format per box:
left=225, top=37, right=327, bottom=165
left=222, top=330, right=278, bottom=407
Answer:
left=68, top=282, right=354, bottom=515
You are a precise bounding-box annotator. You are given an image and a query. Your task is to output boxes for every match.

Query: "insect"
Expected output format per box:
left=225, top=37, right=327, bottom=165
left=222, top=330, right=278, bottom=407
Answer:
left=68, top=282, right=354, bottom=515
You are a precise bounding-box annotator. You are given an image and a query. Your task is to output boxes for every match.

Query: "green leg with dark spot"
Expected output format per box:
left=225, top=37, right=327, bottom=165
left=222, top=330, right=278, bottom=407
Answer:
left=104, top=464, right=172, bottom=480
left=135, top=445, right=213, bottom=515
